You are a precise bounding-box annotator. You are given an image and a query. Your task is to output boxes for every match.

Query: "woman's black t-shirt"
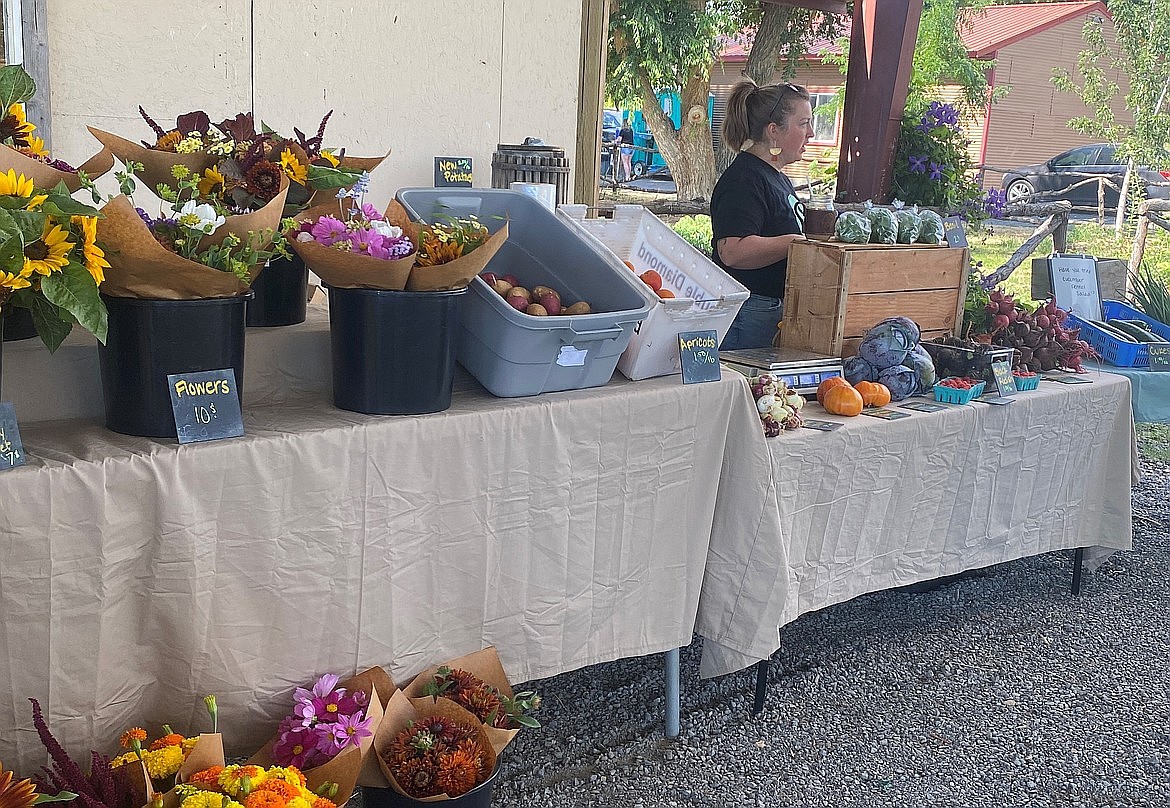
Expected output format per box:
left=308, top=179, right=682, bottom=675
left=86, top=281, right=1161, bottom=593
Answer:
left=710, top=152, right=804, bottom=300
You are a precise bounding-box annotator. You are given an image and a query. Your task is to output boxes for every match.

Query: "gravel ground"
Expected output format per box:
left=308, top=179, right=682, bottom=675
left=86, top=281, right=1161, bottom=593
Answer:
left=483, top=455, right=1170, bottom=808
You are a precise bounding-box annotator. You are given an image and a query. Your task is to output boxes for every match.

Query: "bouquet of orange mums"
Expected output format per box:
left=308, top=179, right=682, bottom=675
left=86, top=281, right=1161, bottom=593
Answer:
left=111, top=696, right=225, bottom=806
left=174, top=764, right=337, bottom=808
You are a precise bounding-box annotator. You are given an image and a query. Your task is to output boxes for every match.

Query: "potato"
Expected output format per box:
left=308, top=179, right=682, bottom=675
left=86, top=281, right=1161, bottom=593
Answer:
left=531, top=285, right=560, bottom=303
left=563, top=301, right=592, bottom=315
left=505, top=292, right=529, bottom=312
left=526, top=303, right=549, bottom=316
left=490, top=279, right=514, bottom=297
left=539, top=294, right=562, bottom=315
left=508, top=286, right=531, bottom=303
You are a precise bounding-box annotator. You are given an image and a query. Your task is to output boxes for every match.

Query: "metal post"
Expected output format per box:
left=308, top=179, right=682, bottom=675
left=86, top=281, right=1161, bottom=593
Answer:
left=751, top=659, right=769, bottom=716
left=1071, top=547, right=1085, bottom=596
left=664, top=648, right=680, bottom=738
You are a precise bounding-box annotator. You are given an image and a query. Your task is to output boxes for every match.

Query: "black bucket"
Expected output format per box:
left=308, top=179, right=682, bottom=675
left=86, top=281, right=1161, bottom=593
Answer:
left=247, top=252, right=309, bottom=327
left=326, top=285, right=465, bottom=415
left=97, top=294, right=250, bottom=438
left=2, top=305, right=37, bottom=342
left=359, top=768, right=497, bottom=808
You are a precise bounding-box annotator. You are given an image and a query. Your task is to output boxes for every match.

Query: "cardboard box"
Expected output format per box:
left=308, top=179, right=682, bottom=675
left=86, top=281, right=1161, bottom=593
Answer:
left=780, top=239, right=970, bottom=357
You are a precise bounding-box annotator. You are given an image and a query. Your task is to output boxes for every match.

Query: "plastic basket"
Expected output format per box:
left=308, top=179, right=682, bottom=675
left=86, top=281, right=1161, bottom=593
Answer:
left=1066, top=313, right=1147, bottom=368
left=1012, top=373, right=1040, bottom=391
left=559, top=204, right=749, bottom=380
left=933, top=379, right=985, bottom=405
left=395, top=188, right=652, bottom=397
left=1100, top=299, right=1170, bottom=340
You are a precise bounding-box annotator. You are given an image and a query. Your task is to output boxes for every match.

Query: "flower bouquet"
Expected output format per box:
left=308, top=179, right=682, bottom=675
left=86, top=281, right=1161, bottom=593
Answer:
left=372, top=689, right=497, bottom=804
left=246, top=667, right=393, bottom=806
left=171, top=763, right=337, bottom=808
left=400, top=647, right=539, bottom=756
left=0, top=65, right=113, bottom=193
left=285, top=175, right=416, bottom=291
left=404, top=211, right=508, bottom=293
left=28, top=697, right=141, bottom=808
left=0, top=169, right=109, bottom=351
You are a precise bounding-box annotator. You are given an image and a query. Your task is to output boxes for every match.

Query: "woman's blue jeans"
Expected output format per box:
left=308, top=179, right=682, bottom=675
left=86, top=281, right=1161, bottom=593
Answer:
left=720, top=294, right=783, bottom=351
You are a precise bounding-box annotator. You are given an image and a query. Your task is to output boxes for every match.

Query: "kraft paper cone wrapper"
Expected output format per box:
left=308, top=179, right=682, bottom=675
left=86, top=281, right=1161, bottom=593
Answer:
left=404, top=212, right=509, bottom=292
left=247, top=668, right=391, bottom=803
left=287, top=199, right=416, bottom=291
left=88, top=126, right=216, bottom=191
left=0, top=143, right=114, bottom=191
left=374, top=689, right=498, bottom=802
left=97, top=179, right=288, bottom=299
left=401, top=646, right=519, bottom=756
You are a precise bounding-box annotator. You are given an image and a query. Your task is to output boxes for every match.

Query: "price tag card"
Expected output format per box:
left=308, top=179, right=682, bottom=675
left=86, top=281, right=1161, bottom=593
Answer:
left=899, top=400, right=952, bottom=413
left=0, top=402, right=26, bottom=470
left=801, top=419, right=844, bottom=432
left=1046, top=253, right=1101, bottom=320
left=991, top=359, right=1017, bottom=396
left=975, top=394, right=1015, bottom=405
left=1043, top=373, right=1094, bottom=384
left=678, top=330, right=721, bottom=384
left=861, top=407, right=911, bottom=420
left=1148, top=343, right=1170, bottom=372
left=943, top=216, right=969, bottom=248
left=434, top=156, right=473, bottom=187
left=167, top=369, right=244, bottom=444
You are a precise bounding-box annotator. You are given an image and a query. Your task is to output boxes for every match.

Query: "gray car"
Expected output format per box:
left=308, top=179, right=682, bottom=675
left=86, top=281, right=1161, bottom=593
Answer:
left=1001, top=143, right=1170, bottom=207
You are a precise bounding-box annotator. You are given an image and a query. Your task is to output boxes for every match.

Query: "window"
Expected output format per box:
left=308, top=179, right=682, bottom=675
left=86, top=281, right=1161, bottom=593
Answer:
left=1052, top=147, right=1099, bottom=168
left=1, top=0, right=22, bottom=64
left=808, top=92, right=839, bottom=145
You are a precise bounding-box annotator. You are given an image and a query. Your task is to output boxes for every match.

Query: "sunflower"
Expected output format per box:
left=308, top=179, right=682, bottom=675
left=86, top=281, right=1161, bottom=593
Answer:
left=72, top=215, right=109, bottom=285
left=0, top=104, right=35, bottom=148
left=279, top=149, right=307, bottom=184
left=21, top=135, right=48, bottom=159
left=0, top=169, right=47, bottom=208
left=0, top=760, right=38, bottom=808
left=155, top=130, right=182, bottom=152
left=318, top=150, right=339, bottom=168
left=197, top=166, right=226, bottom=197
left=23, top=223, right=74, bottom=277
left=0, top=269, right=31, bottom=293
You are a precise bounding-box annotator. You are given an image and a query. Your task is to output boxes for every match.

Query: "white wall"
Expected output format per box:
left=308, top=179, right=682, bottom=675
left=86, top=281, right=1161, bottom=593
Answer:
left=46, top=0, right=583, bottom=204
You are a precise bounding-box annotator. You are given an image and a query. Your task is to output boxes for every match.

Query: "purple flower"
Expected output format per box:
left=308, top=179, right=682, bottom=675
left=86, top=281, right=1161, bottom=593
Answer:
left=330, top=711, right=373, bottom=749
left=273, top=724, right=321, bottom=769
left=360, top=203, right=383, bottom=222
left=928, top=161, right=944, bottom=181
left=310, top=217, right=348, bottom=246
left=908, top=154, right=928, bottom=174
left=348, top=228, right=385, bottom=257
left=383, top=235, right=414, bottom=258
left=136, top=207, right=154, bottom=225
left=916, top=117, right=933, bottom=134
left=984, top=187, right=1006, bottom=218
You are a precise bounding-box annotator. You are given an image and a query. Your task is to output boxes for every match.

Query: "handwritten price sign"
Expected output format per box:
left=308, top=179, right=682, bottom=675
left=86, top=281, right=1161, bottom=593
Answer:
left=0, top=401, right=26, bottom=470
left=167, top=369, right=244, bottom=444
left=678, top=329, right=721, bottom=384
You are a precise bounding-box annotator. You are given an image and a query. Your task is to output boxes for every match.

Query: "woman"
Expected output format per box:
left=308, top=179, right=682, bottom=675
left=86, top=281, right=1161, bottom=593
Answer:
left=618, top=115, right=635, bottom=182
left=711, top=81, right=814, bottom=350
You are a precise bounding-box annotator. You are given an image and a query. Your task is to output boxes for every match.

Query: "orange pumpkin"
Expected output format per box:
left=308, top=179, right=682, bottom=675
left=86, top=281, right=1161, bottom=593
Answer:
left=855, top=381, right=892, bottom=408
left=822, top=384, right=864, bottom=417
left=816, top=375, right=850, bottom=404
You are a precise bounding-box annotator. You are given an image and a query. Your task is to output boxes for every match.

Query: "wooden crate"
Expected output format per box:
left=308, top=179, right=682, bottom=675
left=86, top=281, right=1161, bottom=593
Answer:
left=780, top=239, right=970, bottom=357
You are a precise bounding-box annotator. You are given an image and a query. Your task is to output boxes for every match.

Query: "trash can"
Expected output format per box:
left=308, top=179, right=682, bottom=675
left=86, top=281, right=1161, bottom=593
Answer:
left=490, top=143, right=570, bottom=206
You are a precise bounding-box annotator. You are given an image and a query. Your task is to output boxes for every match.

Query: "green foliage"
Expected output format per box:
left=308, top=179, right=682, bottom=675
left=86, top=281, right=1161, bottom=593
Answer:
left=671, top=214, right=713, bottom=256
left=0, top=65, right=36, bottom=110
left=890, top=102, right=987, bottom=217
left=909, top=0, right=1000, bottom=113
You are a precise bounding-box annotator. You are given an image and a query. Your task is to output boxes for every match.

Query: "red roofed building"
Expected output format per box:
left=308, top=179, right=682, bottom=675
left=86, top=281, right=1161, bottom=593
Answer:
left=711, top=1, right=1131, bottom=192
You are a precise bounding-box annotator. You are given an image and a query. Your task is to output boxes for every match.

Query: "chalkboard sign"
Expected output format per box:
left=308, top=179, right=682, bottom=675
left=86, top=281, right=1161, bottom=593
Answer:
left=434, top=156, right=473, bottom=187
left=1149, top=343, right=1170, bottom=372
left=1047, top=253, right=1101, bottom=320
left=0, top=401, right=26, bottom=470
left=943, top=216, right=969, bottom=248
left=678, top=329, right=721, bottom=384
left=167, top=369, right=245, bottom=444
left=991, top=358, right=1017, bottom=396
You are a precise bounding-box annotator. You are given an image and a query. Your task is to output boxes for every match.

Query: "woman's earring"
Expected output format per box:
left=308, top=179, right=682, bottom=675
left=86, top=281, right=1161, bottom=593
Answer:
left=769, top=147, right=783, bottom=163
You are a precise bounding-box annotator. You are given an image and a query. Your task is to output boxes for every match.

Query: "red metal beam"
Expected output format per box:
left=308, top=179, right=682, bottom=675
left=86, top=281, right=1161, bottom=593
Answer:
left=835, top=0, right=923, bottom=203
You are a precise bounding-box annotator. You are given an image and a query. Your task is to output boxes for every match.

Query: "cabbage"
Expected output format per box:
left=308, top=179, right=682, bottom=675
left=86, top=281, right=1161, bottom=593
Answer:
left=843, top=355, right=878, bottom=384
left=878, top=364, right=918, bottom=401
left=857, top=321, right=915, bottom=370
left=873, top=316, right=921, bottom=347
left=866, top=208, right=898, bottom=244
left=902, top=344, right=937, bottom=393
left=834, top=211, right=871, bottom=244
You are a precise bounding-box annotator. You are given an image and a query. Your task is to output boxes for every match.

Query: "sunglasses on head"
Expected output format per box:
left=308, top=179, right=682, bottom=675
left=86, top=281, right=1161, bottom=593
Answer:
left=766, top=83, right=805, bottom=122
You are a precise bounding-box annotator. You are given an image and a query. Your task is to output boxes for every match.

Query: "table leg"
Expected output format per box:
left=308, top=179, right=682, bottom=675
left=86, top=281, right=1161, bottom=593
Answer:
left=751, top=658, right=770, bottom=716
left=1071, top=547, right=1085, bottom=596
left=664, top=648, right=680, bottom=738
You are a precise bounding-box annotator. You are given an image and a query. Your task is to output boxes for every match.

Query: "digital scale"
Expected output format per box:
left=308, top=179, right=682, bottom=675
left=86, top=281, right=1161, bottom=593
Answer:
left=720, top=346, right=844, bottom=395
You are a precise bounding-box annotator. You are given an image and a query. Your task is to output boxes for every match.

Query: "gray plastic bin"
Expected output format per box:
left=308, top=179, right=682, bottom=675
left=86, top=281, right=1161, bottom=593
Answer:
left=395, top=188, right=652, bottom=397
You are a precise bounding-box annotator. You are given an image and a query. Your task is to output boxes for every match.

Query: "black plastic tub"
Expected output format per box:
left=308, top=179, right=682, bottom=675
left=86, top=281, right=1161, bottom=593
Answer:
left=247, top=253, right=309, bottom=327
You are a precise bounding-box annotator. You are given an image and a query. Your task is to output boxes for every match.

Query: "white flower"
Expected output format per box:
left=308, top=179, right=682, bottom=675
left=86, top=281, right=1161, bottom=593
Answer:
left=369, top=221, right=403, bottom=239
left=177, top=200, right=225, bottom=235
left=296, top=231, right=314, bottom=243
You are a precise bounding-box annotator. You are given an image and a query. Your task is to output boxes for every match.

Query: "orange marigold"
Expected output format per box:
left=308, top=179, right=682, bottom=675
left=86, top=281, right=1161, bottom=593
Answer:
left=243, top=791, right=285, bottom=808
left=309, top=798, right=335, bottom=808
left=119, top=728, right=148, bottom=749
left=396, top=757, right=439, bottom=799
left=148, top=733, right=186, bottom=751
left=186, top=765, right=224, bottom=789
left=155, top=131, right=182, bottom=152
left=434, top=748, right=481, bottom=797
left=254, top=781, right=297, bottom=801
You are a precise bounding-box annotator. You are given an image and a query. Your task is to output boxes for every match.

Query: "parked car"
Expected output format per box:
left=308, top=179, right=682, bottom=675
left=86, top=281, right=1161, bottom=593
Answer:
left=1000, top=144, right=1170, bottom=208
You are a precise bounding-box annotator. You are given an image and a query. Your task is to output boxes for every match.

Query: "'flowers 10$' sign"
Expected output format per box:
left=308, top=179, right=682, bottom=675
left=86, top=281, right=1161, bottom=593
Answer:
left=167, top=369, right=244, bottom=444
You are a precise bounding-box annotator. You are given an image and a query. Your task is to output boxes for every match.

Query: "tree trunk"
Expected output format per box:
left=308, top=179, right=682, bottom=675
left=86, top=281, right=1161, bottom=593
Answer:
left=1114, top=159, right=1134, bottom=235
left=637, top=67, right=717, bottom=201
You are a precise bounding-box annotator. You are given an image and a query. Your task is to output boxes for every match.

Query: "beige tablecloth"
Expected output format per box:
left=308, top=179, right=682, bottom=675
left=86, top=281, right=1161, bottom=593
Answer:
left=0, top=307, right=770, bottom=772
left=697, top=371, right=1139, bottom=679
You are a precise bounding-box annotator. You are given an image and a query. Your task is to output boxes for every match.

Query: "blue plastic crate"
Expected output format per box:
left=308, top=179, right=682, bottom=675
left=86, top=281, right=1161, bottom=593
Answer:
left=1101, top=299, right=1170, bottom=340
left=1067, top=312, right=1147, bottom=368
left=933, top=379, right=985, bottom=404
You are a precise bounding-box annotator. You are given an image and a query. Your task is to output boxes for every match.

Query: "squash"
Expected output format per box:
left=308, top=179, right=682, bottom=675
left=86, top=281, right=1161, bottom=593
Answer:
left=822, top=384, right=864, bottom=417
left=855, top=381, right=892, bottom=408
left=816, top=375, right=850, bottom=404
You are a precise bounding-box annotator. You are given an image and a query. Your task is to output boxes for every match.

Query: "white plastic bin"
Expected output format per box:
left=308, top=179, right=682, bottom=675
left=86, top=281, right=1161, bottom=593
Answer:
left=395, top=189, right=652, bottom=397
left=559, top=204, right=748, bottom=380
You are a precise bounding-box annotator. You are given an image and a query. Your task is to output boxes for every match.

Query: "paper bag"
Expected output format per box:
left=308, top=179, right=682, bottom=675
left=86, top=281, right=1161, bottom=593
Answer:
left=0, top=143, right=114, bottom=192
left=88, top=127, right=217, bottom=192
left=286, top=201, right=417, bottom=291
left=403, top=205, right=509, bottom=292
